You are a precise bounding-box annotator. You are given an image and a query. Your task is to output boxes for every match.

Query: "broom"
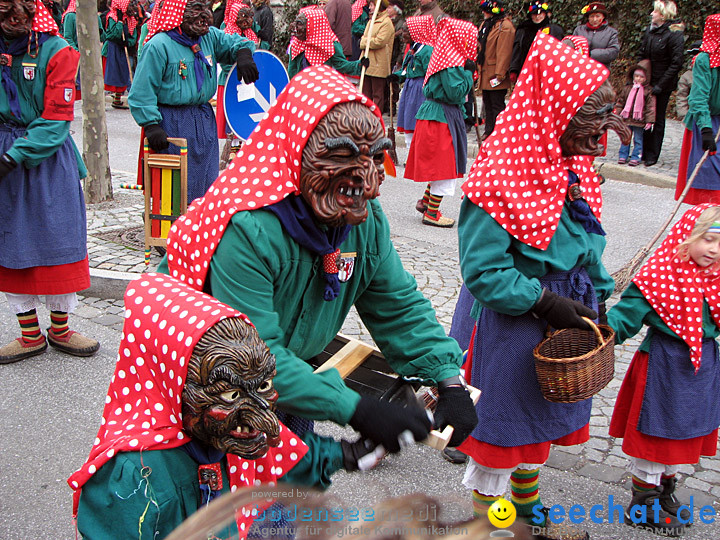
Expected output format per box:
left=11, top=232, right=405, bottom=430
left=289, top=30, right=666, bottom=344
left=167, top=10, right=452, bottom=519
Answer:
left=358, top=0, right=382, bottom=90
left=611, top=128, right=720, bottom=295
left=387, top=83, right=398, bottom=165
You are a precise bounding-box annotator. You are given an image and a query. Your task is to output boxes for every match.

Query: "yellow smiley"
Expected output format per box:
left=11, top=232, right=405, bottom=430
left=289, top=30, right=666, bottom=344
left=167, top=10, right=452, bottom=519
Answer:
left=487, top=498, right=517, bottom=529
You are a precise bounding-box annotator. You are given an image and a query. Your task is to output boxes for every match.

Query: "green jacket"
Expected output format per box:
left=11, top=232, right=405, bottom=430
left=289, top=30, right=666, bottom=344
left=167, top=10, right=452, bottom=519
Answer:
left=457, top=197, right=613, bottom=317
left=394, top=43, right=432, bottom=82
left=685, top=52, right=720, bottom=132
left=128, top=28, right=255, bottom=126
left=159, top=199, right=462, bottom=424
left=288, top=41, right=362, bottom=79
left=415, top=66, right=473, bottom=124
left=100, top=16, right=138, bottom=57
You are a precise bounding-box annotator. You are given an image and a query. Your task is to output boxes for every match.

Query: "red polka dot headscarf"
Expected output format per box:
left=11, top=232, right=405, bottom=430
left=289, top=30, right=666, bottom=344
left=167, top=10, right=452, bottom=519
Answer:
left=109, top=0, right=139, bottom=37
left=351, top=0, right=367, bottom=23
left=33, top=0, right=59, bottom=35
left=424, top=17, right=478, bottom=84
left=407, top=15, right=437, bottom=47
left=700, top=14, right=720, bottom=68
left=61, top=0, right=76, bottom=23
left=67, top=274, right=308, bottom=535
left=632, top=204, right=720, bottom=373
left=224, top=0, right=259, bottom=44
left=145, top=0, right=187, bottom=42
left=563, top=34, right=590, bottom=57
left=166, top=65, right=383, bottom=290
left=290, top=7, right=339, bottom=66
left=462, top=32, right=608, bottom=250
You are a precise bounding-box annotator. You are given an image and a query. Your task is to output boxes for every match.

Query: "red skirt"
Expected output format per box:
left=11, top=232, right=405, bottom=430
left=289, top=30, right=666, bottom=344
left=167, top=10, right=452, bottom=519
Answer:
left=609, top=350, right=718, bottom=464
left=0, top=256, right=90, bottom=295
left=216, top=85, right=227, bottom=139
left=675, top=128, right=720, bottom=205
left=405, top=120, right=460, bottom=183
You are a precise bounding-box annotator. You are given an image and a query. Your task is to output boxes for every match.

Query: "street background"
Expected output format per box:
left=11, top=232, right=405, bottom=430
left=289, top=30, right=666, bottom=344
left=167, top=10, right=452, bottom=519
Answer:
left=0, top=98, right=718, bottom=540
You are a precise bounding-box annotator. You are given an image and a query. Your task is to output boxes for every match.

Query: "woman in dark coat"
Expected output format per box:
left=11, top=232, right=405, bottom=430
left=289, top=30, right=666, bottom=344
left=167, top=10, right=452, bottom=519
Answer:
left=637, top=0, right=685, bottom=167
left=509, top=1, right=563, bottom=81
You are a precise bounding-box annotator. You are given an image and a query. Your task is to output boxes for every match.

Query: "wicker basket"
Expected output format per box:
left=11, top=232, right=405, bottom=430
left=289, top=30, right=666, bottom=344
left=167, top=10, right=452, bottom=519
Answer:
left=533, top=317, right=615, bottom=403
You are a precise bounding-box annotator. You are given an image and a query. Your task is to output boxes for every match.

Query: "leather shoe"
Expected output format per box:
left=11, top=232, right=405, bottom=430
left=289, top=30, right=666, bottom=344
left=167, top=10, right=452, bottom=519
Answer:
left=442, top=447, right=468, bottom=464
left=47, top=329, right=100, bottom=357
left=0, top=336, right=47, bottom=364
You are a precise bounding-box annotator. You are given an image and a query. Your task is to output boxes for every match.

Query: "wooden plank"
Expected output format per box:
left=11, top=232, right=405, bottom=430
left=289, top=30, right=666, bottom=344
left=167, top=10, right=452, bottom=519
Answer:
left=314, top=339, right=376, bottom=378
left=423, top=386, right=481, bottom=450
left=147, top=154, right=182, bottom=168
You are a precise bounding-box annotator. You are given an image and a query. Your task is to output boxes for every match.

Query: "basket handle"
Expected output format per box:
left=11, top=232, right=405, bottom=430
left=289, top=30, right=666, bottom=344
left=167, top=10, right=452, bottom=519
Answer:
left=581, top=317, right=604, bottom=346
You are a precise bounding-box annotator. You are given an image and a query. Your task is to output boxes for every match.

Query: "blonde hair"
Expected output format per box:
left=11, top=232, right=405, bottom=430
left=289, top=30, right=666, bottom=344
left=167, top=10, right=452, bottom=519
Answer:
left=653, top=0, right=677, bottom=21
left=676, top=206, right=720, bottom=268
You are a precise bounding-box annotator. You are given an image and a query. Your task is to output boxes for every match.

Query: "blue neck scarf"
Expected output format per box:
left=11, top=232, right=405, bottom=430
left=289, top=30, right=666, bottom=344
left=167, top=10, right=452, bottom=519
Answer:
left=567, top=170, right=605, bottom=236
left=1, top=32, right=51, bottom=120
left=166, top=29, right=212, bottom=92
left=265, top=195, right=352, bottom=301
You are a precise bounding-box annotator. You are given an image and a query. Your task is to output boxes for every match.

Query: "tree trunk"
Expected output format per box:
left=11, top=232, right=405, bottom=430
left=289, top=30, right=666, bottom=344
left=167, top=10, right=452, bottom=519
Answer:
left=76, top=0, right=113, bottom=203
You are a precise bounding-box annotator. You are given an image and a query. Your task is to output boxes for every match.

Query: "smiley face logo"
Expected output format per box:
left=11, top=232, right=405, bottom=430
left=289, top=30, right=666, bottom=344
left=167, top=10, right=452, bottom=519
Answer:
left=487, top=498, right=517, bottom=529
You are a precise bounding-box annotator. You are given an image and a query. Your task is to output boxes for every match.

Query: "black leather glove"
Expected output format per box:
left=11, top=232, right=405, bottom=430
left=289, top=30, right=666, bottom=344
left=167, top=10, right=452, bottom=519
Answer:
left=0, top=152, right=17, bottom=179
left=701, top=127, right=717, bottom=154
left=236, top=48, right=259, bottom=84
left=652, top=85, right=662, bottom=95
left=341, top=438, right=385, bottom=471
left=598, top=302, right=607, bottom=326
left=433, top=383, right=478, bottom=447
left=349, top=395, right=431, bottom=453
left=463, top=59, right=477, bottom=73
left=144, top=123, right=169, bottom=152
left=359, top=56, right=370, bottom=69
left=532, top=289, right=598, bottom=330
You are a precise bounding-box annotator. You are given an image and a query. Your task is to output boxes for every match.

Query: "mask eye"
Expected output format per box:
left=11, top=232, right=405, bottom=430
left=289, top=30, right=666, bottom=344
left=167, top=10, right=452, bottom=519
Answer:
left=221, top=390, right=242, bottom=402
left=258, top=380, right=273, bottom=393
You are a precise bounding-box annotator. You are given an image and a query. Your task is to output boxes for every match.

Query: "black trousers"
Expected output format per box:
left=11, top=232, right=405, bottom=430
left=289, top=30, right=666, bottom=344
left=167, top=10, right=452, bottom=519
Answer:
left=482, top=89, right=507, bottom=137
left=642, top=91, right=671, bottom=164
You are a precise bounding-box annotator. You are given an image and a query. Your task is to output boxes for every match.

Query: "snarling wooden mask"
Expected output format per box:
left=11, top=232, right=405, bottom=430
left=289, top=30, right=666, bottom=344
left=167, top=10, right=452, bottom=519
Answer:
left=289, top=12, right=307, bottom=42
left=0, top=0, right=35, bottom=39
left=300, top=101, right=391, bottom=227
left=182, top=317, right=280, bottom=459
left=181, top=0, right=212, bottom=39
left=560, top=80, right=631, bottom=157
left=236, top=5, right=254, bottom=31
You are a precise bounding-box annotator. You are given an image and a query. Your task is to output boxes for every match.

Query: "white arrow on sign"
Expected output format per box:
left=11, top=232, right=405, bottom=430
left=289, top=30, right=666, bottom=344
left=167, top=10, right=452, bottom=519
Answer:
left=236, top=82, right=278, bottom=122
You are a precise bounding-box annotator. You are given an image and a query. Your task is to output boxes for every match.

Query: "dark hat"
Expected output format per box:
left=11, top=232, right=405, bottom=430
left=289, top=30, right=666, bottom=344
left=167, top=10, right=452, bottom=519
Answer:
left=480, top=0, right=504, bottom=14
left=686, top=39, right=702, bottom=55
left=528, top=1, right=549, bottom=14
left=581, top=2, right=607, bottom=18
left=389, top=0, right=404, bottom=10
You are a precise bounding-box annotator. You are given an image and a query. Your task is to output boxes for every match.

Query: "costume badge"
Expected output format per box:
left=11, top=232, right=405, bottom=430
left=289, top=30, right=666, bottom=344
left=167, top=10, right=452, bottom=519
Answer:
left=198, top=463, right=223, bottom=490
left=64, top=88, right=73, bottom=102
left=337, top=252, right=356, bottom=283
left=22, top=63, right=36, bottom=80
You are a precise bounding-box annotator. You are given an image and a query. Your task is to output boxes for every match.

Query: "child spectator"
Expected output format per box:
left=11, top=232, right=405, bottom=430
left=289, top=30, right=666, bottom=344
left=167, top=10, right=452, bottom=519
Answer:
left=607, top=203, right=720, bottom=536
left=616, top=63, right=656, bottom=166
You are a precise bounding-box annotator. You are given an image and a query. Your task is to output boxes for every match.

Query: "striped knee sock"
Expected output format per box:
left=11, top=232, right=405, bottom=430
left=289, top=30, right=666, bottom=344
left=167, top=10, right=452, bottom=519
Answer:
left=17, top=309, right=43, bottom=345
left=511, top=468, right=542, bottom=517
left=50, top=311, right=70, bottom=338
left=632, top=475, right=657, bottom=492
left=426, top=194, right=443, bottom=218
left=472, top=490, right=500, bottom=518
left=422, top=184, right=431, bottom=207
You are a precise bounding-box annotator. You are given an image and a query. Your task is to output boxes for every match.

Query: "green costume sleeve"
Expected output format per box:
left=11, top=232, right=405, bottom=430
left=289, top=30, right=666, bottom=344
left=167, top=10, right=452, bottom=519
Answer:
left=137, top=23, right=149, bottom=58
left=125, top=25, right=138, bottom=48
left=6, top=119, right=72, bottom=169
left=128, top=42, right=165, bottom=126
left=458, top=198, right=543, bottom=315
left=416, top=67, right=472, bottom=123
left=288, top=54, right=303, bottom=79
left=280, top=432, right=344, bottom=490
left=606, top=283, right=652, bottom=345
left=103, top=16, right=124, bottom=43
left=210, top=27, right=256, bottom=66
left=328, top=41, right=362, bottom=76
left=62, top=13, right=78, bottom=50
left=352, top=12, right=368, bottom=37
left=207, top=212, right=361, bottom=425
left=685, top=53, right=718, bottom=131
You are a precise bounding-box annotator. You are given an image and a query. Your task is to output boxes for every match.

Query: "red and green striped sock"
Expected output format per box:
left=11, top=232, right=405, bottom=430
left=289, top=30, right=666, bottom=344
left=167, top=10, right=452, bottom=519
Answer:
left=17, top=309, right=43, bottom=345
left=632, top=475, right=657, bottom=492
left=472, top=490, right=500, bottom=518
left=426, top=194, right=443, bottom=218
left=50, top=311, right=70, bottom=338
left=511, top=468, right=542, bottom=517
left=422, top=184, right=431, bottom=207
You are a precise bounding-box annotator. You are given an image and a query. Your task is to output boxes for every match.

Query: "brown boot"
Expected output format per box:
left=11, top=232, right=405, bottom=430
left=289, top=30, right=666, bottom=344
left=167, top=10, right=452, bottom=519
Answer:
left=415, top=198, right=428, bottom=214
left=47, top=330, right=100, bottom=357
left=422, top=211, right=455, bottom=228
left=0, top=336, right=48, bottom=364
left=624, top=487, right=686, bottom=536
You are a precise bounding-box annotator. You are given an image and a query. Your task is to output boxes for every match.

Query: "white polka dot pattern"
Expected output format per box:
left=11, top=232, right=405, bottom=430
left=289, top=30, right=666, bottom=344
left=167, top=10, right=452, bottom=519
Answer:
left=289, top=7, right=339, bottom=65
left=224, top=0, right=259, bottom=44
left=701, top=15, right=720, bottom=69
left=462, top=32, right=609, bottom=250
left=424, top=17, right=478, bottom=85
left=351, top=0, right=367, bottom=23
left=166, top=65, right=383, bottom=291
left=109, top=0, right=139, bottom=36
left=406, top=15, right=436, bottom=47
left=632, top=203, right=720, bottom=373
left=33, top=0, right=59, bottom=35
left=67, top=273, right=309, bottom=534
left=145, top=0, right=186, bottom=43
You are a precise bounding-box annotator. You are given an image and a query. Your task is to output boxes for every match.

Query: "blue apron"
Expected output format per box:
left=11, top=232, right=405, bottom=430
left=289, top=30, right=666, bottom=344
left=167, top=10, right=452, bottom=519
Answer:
left=104, top=40, right=131, bottom=89
left=686, top=116, right=720, bottom=190
left=0, top=125, right=87, bottom=269
left=397, top=76, right=425, bottom=132
left=469, top=267, right=597, bottom=447
left=638, top=331, right=720, bottom=439
left=439, top=101, right=467, bottom=175
left=157, top=103, right=219, bottom=204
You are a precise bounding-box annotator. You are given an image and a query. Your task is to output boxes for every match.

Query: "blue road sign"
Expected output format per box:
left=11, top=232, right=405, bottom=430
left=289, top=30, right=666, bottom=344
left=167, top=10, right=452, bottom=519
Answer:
left=224, top=50, right=289, bottom=141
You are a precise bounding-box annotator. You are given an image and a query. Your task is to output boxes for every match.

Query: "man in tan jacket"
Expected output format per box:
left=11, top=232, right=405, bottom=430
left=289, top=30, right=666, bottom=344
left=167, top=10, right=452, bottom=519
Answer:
left=360, top=0, right=394, bottom=113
